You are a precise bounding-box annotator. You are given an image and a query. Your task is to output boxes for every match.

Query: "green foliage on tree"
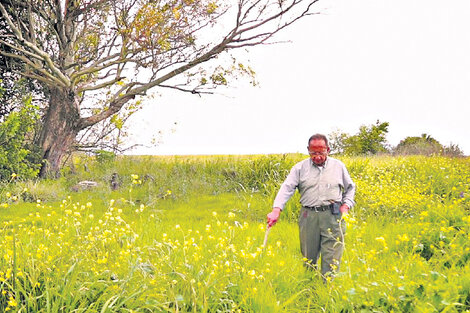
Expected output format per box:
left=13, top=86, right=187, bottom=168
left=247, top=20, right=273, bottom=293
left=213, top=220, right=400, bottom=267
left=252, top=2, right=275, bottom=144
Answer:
left=0, top=87, right=41, bottom=180
left=329, top=120, right=390, bottom=156
left=328, top=129, right=349, bottom=155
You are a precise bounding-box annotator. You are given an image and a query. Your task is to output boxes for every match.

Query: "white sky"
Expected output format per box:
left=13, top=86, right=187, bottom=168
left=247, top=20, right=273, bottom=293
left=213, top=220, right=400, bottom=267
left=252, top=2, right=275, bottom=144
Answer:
left=126, top=0, right=470, bottom=156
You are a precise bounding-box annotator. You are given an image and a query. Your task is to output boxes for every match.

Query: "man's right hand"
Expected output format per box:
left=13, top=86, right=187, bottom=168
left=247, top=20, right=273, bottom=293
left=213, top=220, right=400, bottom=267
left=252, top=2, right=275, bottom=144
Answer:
left=267, top=207, right=281, bottom=227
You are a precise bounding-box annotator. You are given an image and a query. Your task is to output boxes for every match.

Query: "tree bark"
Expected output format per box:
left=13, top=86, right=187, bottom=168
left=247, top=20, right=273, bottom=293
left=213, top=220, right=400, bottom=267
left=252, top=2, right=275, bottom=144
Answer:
left=37, top=87, right=81, bottom=177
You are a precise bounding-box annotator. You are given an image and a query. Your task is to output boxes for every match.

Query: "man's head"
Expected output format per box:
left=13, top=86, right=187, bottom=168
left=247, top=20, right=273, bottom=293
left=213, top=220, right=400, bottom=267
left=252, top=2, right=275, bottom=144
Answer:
left=307, top=134, right=330, bottom=166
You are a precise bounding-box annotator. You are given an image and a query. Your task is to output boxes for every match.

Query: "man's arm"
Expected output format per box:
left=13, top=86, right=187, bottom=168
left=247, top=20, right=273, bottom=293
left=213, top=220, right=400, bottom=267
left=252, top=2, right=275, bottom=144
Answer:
left=267, top=165, right=299, bottom=226
left=341, top=164, right=356, bottom=213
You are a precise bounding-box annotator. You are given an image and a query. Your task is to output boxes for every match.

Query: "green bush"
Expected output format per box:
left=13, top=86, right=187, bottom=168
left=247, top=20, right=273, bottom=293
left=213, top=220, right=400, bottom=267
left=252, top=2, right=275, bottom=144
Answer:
left=94, top=149, right=116, bottom=164
left=0, top=96, right=41, bottom=181
left=395, top=133, right=443, bottom=156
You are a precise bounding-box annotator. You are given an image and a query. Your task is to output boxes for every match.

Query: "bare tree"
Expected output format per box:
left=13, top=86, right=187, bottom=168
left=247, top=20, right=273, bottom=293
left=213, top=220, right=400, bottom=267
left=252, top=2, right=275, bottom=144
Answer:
left=0, top=0, right=320, bottom=176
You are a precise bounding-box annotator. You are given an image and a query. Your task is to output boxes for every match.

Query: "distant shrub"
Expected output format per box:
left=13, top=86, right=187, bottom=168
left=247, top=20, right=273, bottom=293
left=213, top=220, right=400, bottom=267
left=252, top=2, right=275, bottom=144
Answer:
left=395, top=134, right=464, bottom=157
left=442, top=143, right=464, bottom=157
left=395, top=134, right=442, bottom=156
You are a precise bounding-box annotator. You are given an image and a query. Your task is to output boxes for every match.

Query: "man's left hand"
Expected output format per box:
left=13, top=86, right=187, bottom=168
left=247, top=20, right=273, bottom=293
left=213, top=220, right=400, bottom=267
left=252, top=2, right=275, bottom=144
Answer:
left=340, top=204, right=349, bottom=214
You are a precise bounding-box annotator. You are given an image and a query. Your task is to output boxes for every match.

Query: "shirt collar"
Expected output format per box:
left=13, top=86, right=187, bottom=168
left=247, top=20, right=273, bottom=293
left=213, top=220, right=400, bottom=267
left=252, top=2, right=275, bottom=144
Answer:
left=310, top=157, right=329, bottom=169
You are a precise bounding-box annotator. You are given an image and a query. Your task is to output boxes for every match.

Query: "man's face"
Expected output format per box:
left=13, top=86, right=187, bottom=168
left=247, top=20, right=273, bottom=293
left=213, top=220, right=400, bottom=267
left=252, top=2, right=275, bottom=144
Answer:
left=308, top=139, right=329, bottom=166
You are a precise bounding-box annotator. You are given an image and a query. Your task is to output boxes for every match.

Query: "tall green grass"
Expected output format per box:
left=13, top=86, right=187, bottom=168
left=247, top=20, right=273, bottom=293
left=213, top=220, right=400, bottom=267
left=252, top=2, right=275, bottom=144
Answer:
left=0, top=154, right=469, bottom=312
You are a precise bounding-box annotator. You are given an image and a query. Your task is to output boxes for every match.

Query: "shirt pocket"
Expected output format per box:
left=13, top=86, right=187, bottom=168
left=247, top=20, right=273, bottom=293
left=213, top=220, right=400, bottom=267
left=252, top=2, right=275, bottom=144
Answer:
left=318, top=182, right=341, bottom=201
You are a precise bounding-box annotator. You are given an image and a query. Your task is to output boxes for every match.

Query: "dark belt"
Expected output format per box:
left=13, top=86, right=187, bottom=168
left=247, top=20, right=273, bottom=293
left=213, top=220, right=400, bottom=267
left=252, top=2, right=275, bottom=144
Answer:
left=303, top=204, right=333, bottom=212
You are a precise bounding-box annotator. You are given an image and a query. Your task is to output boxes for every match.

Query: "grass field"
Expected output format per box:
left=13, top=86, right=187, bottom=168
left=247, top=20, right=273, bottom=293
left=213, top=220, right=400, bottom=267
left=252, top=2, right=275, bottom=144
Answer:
left=0, top=154, right=469, bottom=312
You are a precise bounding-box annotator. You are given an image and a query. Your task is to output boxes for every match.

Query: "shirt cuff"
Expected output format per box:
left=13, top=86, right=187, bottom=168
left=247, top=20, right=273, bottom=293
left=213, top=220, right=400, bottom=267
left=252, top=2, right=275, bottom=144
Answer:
left=342, top=199, right=355, bottom=209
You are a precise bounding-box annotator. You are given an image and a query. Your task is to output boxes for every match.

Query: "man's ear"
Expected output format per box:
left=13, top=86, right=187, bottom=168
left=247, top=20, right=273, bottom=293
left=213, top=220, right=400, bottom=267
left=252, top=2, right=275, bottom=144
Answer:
left=327, top=147, right=331, bottom=153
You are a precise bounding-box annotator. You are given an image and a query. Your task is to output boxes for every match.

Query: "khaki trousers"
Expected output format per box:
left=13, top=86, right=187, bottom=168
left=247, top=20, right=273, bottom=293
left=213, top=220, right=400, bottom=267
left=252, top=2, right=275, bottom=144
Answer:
left=298, top=207, right=346, bottom=276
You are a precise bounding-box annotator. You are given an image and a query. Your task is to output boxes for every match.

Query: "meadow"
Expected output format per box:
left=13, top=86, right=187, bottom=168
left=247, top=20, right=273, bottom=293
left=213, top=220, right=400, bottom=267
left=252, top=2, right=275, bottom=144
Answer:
left=0, top=154, right=469, bottom=312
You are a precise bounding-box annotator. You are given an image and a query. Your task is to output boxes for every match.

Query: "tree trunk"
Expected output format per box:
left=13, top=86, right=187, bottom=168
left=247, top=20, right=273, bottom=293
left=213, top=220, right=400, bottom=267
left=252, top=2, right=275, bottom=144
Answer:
left=37, top=87, right=81, bottom=177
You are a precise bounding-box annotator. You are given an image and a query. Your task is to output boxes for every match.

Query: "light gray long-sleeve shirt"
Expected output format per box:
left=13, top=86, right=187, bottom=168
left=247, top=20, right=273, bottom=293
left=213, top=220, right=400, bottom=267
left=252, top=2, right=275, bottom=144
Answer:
left=273, top=157, right=356, bottom=210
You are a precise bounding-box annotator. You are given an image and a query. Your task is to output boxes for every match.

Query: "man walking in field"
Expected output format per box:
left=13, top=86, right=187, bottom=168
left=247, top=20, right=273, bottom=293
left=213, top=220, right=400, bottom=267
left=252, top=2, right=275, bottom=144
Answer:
left=267, top=134, right=356, bottom=279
